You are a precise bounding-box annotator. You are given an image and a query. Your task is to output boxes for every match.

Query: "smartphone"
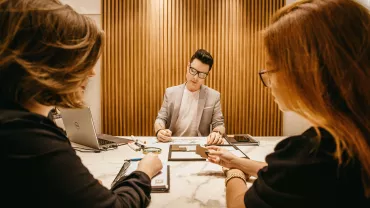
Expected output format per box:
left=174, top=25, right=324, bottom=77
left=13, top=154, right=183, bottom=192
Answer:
left=227, top=134, right=259, bottom=145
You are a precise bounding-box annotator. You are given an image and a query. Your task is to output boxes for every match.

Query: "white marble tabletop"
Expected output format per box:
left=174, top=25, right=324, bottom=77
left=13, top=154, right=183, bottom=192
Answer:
left=77, top=136, right=285, bottom=208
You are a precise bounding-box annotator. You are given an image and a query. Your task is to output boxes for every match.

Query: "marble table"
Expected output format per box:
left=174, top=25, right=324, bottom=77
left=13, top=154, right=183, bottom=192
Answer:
left=77, top=136, right=285, bottom=208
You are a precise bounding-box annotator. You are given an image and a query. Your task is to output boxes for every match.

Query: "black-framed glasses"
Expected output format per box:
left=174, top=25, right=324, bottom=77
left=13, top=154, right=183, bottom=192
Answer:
left=189, top=66, right=209, bottom=79
left=259, top=69, right=277, bottom=87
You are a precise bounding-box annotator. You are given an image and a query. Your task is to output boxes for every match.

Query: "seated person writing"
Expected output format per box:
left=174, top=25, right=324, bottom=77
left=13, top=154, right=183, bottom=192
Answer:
left=207, top=0, right=370, bottom=207
left=0, top=0, right=162, bottom=207
left=154, top=49, right=226, bottom=145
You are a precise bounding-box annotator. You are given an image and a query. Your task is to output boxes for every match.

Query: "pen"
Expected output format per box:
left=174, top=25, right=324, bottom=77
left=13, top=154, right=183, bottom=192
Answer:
left=125, top=158, right=143, bottom=161
left=223, top=136, right=239, bottom=149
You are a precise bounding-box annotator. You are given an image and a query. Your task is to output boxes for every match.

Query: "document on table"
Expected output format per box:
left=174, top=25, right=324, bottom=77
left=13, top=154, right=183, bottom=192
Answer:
left=125, top=161, right=169, bottom=192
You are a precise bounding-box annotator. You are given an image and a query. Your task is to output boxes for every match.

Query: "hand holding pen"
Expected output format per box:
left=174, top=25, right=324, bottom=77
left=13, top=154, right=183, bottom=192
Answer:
left=136, top=153, right=163, bottom=179
left=156, top=129, right=172, bottom=142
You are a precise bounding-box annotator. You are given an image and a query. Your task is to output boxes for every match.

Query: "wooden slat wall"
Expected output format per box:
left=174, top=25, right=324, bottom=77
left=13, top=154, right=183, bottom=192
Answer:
left=102, top=0, right=285, bottom=136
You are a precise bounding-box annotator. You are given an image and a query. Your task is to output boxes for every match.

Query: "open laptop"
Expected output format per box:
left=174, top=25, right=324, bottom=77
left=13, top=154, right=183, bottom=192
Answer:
left=60, top=107, right=130, bottom=151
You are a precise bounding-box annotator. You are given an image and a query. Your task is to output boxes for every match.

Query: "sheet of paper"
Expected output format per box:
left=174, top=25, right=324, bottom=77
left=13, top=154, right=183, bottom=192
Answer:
left=170, top=137, right=206, bottom=144
left=173, top=145, right=197, bottom=151
left=185, top=145, right=197, bottom=151
left=172, top=145, right=187, bottom=151
left=171, top=151, right=203, bottom=159
left=125, top=161, right=168, bottom=187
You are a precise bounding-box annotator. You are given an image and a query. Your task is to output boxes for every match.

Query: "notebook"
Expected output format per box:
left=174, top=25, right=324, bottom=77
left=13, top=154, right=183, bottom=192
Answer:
left=111, top=161, right=170, bottom=193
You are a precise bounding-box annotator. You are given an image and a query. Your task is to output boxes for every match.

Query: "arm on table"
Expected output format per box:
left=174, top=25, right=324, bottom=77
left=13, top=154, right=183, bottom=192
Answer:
left=207, top=146, right=267, bottom=177
left=37, top=144, right=152, bottom=208
left=225, top=169, right=249, bottom=208
left=231, top=157, right=267, bottom=177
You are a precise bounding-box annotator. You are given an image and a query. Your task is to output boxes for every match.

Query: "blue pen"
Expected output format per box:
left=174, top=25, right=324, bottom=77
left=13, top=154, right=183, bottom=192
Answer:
left=127, top=158, right=143, bottom=161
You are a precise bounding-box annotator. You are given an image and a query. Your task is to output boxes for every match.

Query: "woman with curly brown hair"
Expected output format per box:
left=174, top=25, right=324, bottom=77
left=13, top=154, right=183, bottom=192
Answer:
left=0, top=0, right=162, bottom=207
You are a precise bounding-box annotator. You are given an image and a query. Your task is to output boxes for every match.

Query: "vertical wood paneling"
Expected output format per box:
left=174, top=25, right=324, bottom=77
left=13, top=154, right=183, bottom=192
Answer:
left=102, top=0, right=285, bottom=136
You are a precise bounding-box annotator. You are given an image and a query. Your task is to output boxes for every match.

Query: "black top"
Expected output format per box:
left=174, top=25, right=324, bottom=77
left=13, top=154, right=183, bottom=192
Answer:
left=245, top=127, right=369, bottom=208
left=0, top=100, right=152, bottom=208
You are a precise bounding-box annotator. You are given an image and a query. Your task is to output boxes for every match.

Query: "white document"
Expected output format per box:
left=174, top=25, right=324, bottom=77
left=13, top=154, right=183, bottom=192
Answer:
left=170, top=137, right=206, bottom=144
left=125, top=161, right=168, bottom=188
left=171, top=151, right=203, bottom=159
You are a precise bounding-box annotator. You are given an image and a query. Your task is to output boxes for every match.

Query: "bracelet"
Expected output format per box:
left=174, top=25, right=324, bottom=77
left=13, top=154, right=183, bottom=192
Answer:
left=155, top=129, right=163, bottom=137
left=225, top=172, right=246, bottom=186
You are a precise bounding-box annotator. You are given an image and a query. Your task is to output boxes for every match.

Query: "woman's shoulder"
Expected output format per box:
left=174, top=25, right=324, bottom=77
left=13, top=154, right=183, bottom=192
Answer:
left=272, top=127, right=337, bottom=160
left=246, top=127, right=366, bottom=208
left=0, top=108, right=71, bottom=154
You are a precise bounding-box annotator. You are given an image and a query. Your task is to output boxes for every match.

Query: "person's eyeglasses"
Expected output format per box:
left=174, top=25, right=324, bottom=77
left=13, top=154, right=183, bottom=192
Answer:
left=258, top=69, right=277, bottom=87
left=189, top=66, right=209, bottom=79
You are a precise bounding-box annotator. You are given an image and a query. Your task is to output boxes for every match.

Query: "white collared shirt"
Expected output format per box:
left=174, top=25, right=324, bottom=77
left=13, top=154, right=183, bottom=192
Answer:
left=173, top=87, right=200, bottom=136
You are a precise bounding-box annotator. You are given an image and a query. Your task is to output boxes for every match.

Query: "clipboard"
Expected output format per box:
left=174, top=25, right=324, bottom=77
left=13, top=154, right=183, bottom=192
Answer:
left=151, top=166, right=170, bottom=193
left=168, top=144, right=205, bottom=161
left=111, top=161, right=170, bottom=193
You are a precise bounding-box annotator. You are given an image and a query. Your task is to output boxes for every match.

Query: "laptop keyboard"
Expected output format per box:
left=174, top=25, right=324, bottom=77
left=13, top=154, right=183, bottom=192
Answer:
left=98, top=138, right=115, bottom=145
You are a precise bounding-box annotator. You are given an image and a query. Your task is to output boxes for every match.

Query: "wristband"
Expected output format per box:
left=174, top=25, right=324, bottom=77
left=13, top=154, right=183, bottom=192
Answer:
left=155, top=129, right=163, bottom=137
left=225, top=172, right=246, bottom=186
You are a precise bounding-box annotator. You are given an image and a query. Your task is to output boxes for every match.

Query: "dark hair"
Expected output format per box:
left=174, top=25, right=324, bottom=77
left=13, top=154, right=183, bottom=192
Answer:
left=0, top=0, right=104, bottom=108
left=190, top=49, right=214, bottom=71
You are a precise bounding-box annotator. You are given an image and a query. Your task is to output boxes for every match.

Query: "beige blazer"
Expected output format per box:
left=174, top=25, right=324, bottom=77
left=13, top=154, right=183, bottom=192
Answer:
left=154, top=83, right=225, bottom=136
